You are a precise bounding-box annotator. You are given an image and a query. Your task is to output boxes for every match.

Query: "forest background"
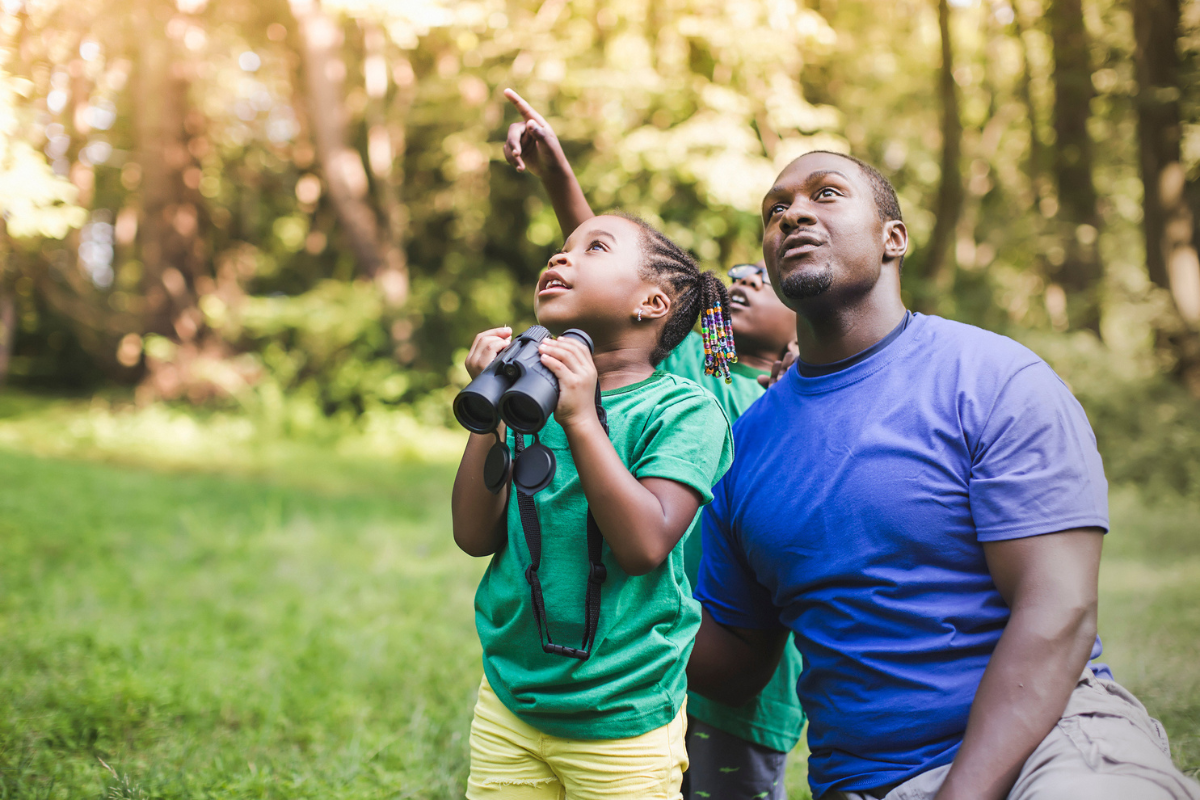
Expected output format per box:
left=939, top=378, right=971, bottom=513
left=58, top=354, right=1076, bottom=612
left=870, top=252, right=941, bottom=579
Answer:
left=1, top=0, right=1199, bottom=798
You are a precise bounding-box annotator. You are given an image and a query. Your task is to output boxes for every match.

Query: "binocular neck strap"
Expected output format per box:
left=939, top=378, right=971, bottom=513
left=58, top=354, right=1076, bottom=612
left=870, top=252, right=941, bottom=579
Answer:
left=514, top=384, right=609, bottom=661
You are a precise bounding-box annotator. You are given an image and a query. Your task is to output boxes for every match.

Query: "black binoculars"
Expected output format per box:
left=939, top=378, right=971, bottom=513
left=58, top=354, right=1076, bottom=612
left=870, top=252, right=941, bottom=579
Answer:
left=454, top=325, right=594, bottom=435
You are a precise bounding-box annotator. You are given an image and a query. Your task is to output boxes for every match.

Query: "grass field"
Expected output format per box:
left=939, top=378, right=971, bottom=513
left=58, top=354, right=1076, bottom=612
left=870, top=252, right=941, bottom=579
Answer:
left=0, top=398, right=1197, bottom=799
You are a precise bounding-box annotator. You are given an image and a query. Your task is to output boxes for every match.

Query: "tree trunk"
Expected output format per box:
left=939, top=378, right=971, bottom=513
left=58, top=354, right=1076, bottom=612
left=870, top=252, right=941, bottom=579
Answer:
left=363, top=21, right=410, bottom=307
left=925, top=0, right=963, bottom=288
left=133, top=0, right=224, bottom=400
left=0, top=220, right=11, bottom=387
left=136, top=3, right=196, bottom=339
left=290, top=0, right=407, bottom=304
left=1048, top=0, right=1103, bottom=332
left=0, top=290, right=14, bottom=388
left=1014, top=2, right=1045, bottom=200
left=1133, top=0, right=1200, bottom=393
left=1133, top=0, right=1200, bottom=321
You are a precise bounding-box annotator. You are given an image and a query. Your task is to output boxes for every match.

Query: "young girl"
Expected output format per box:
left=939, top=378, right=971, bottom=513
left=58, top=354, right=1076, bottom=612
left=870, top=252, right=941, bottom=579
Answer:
left=451, top=213, right=735, bottom=799
left=503, top=88, right=806, bottom=800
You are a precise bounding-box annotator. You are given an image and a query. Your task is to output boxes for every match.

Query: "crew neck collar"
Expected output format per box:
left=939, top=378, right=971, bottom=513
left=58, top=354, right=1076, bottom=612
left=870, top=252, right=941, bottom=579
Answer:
left=795, top=310, right=913, bottom=378
left=601, top=370, right=666, bottom=397
left=787, top=312, right=924, bottom=394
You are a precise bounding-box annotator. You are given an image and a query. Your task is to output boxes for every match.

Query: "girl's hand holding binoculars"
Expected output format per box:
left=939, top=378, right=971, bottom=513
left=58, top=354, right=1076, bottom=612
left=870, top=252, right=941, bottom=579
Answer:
left=538, top=336, right=598, bottom=430
left=465, top=327, right=512, bottom=380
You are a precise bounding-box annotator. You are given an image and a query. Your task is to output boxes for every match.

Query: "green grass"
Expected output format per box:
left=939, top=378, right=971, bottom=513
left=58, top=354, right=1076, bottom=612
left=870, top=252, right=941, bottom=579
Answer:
left=1099, top=488, right=1200, bottom=774
left=0, top=449, right=483, bottom=799
left=0, top=396, right=1197, bottom=798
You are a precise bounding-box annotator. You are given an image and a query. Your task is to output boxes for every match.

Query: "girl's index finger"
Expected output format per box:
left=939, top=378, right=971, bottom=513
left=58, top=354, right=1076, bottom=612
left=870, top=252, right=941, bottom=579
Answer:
left=503, top=88, right=548, bottom=127
left=476, top=326, right=513, bottom=343
left=553, top=337, right=589, bottom=359
left=542, top=339, right=588, bottom=370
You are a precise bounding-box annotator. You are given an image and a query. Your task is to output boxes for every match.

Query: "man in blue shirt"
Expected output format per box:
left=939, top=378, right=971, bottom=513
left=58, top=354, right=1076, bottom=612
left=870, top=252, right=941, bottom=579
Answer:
left=688, top=151, right=1200, bottom=800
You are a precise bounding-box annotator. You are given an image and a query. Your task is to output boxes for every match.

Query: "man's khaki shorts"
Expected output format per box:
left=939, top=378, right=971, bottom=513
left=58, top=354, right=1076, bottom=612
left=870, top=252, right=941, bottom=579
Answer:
left=831, top=670, right=1200, bottom=800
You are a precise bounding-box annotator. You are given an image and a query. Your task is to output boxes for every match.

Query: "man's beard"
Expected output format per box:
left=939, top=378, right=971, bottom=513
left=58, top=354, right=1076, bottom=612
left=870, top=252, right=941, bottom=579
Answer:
left=780, top=267, right=833, bottom=300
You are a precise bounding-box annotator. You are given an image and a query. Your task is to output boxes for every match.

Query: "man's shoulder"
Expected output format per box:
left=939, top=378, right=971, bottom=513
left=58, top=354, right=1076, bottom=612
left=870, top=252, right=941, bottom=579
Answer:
left=726, top=315, right=1059, bottom=443
left=921, top=314, right=1040, bottom=359
left=916, top=314, right=1047, bottom=381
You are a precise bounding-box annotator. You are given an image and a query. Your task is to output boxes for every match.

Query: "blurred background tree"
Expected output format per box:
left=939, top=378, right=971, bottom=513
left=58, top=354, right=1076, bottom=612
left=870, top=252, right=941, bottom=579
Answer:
left=2, top=0, right=1200, bottom=485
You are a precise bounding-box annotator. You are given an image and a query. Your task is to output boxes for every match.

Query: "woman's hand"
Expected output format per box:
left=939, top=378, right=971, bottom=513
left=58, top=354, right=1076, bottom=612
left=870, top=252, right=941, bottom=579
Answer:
left=466, top=327, right=513, bottom=380
left=538, top=335, right=598, bottom=430
left=503, top=89, right=569, bottom=178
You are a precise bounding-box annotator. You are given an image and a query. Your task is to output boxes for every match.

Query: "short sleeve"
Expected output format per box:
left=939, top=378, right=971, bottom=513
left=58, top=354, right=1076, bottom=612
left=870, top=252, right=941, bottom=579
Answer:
left=630, top=388, right=733, bottom=505
left=969, top=361, right=1109, bottom=541
left=694, top=476, right=784, bottom=630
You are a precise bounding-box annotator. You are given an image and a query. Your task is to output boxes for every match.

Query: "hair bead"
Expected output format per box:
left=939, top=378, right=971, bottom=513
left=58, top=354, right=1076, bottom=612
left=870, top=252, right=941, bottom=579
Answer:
left=699, top=283, right=736, bottom=383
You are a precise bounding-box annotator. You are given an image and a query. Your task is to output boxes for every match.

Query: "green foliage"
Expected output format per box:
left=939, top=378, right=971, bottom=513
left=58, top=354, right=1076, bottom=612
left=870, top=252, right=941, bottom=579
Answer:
left=1026, top=330, right=1200, bottom=498
left=0, top=141, right=86, bottom=238
left=0, top=48, right=85, bottom=239
left=0, top=0, right=1198, bottom=463
left=216, top=280, right=409, bottom=415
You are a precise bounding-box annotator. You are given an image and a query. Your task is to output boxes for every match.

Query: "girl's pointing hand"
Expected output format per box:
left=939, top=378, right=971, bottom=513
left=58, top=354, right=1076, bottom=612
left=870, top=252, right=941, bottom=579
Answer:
left=503, top=89, right=567, bottom=178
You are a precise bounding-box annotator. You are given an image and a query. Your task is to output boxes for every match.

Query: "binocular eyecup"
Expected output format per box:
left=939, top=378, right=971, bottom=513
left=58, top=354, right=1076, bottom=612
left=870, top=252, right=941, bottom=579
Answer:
left=454, top=326, right=594, bottom=435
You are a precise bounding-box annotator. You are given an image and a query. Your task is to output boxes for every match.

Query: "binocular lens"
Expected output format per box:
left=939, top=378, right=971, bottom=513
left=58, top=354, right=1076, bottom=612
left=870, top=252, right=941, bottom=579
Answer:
left=500, top=393, right=546, bottom=434
left=454, top=392, right=500, bottom=433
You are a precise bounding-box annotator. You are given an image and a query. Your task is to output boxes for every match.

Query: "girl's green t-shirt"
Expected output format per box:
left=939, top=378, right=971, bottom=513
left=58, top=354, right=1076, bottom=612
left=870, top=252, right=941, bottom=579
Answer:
left=474, top=371, right=733, bottom=740
left=660, top=332, right=808, bottom=754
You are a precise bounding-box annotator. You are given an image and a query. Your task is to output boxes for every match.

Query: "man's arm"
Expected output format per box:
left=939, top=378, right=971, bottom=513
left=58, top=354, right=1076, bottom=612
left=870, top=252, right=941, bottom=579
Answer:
left=687, top=607, right=789, bottom=706
left=933, top=527, right=1104, bottom=800
left=502, top=89, right=594, bottom=236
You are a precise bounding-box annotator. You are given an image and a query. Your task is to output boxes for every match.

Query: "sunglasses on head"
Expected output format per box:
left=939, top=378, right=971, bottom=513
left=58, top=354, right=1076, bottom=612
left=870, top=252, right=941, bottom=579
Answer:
left=727, top=263, right=770, bottom=285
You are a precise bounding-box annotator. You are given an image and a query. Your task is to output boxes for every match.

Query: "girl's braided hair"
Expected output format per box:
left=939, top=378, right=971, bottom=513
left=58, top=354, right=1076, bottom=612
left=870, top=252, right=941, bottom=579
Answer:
left=617, top=213, right=737, bottom=382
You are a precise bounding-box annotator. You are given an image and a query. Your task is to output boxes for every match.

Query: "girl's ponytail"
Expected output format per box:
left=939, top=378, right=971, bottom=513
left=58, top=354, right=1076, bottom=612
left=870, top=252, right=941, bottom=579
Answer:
left=697, top=271, right=737, bottom=383
left=617, top=213, right=738, bottom=380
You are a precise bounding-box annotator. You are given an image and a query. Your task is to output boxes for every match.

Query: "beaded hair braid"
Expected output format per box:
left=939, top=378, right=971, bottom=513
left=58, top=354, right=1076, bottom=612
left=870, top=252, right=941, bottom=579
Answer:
left=616, top=214, right=738, bottom=382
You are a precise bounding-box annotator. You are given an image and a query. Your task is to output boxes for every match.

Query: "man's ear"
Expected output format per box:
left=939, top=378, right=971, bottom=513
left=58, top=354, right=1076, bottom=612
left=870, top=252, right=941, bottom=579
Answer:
left=637, top=287, right=672, bottom=322
left=883, top=220, right=908, bottom=265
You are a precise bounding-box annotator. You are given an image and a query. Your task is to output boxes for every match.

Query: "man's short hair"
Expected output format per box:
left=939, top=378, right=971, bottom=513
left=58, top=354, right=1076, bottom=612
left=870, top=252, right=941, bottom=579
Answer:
left=804, top=150, right=903, bottom=224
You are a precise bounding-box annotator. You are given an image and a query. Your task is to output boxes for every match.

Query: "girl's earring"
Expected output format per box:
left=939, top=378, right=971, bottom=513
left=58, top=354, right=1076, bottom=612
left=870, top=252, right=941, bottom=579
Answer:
left=637, top=309, right=642, bottom=322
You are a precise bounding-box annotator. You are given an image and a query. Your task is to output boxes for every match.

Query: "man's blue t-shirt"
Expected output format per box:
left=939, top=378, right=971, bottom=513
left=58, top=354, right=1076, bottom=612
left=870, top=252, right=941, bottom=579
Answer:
left=695, top=313, right=1109, bottom=798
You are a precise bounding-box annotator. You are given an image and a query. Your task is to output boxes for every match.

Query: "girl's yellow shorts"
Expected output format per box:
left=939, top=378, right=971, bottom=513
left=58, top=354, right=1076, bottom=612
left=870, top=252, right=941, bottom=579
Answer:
left=466, top=676, right=688, bottom=800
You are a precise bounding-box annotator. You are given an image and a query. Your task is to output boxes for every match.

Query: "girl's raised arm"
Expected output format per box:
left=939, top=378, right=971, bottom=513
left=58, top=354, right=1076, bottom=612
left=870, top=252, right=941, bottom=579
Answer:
left=502, top=89, right=594, bottom=237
